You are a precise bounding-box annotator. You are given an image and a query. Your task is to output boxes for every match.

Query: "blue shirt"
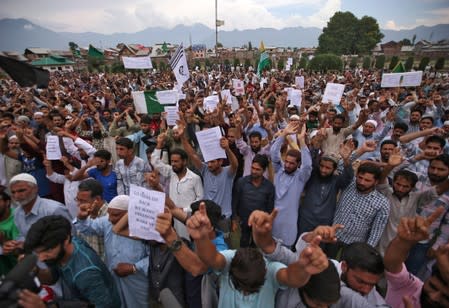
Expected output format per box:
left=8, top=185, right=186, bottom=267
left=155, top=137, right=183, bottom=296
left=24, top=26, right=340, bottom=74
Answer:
left=14, top=196, right=71, bottom=241
left=200, top=164, right=235, bottom=218
left=87, top=168, right=118, bottom=202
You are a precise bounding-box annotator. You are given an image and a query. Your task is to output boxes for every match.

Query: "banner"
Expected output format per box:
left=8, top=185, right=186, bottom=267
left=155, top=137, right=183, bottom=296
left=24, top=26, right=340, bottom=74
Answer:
left=381, top=71, right=423, bottom=87
left=122, top=56, right=153, bottom=69
left=169, top=43, right=190, bottom=85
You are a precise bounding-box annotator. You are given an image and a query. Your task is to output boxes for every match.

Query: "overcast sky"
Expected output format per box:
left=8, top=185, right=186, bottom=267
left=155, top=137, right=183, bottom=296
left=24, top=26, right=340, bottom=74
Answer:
left=2, top=0, right=448, bottom=33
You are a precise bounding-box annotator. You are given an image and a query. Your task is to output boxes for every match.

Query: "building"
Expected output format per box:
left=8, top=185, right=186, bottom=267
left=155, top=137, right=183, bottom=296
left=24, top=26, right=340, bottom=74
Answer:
left=24, top=48, right=51, bottom=61
left=31, top=55, right=75, bottom=72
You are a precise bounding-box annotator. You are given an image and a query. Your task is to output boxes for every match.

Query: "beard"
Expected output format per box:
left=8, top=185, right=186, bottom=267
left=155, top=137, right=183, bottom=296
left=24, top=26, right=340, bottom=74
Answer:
left=14, top=194, right=36, bottom=207
left=428, top=173, right=447, bottom=184
left=356, top=183, right=373, bottom=193
left=332, top=127, right=341, bottom=134
left=44, top=244, right=66, bottom=267
left=93, top=131, right=102, bottom=139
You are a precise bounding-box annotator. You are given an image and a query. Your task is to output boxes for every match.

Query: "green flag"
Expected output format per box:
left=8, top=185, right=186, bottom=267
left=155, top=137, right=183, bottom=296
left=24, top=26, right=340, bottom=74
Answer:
left=88, top=45, right=104, bottom=58
left=161, top=42, right=169, bottom=54
left=257, top=51, right=270, bottom=77
left=72, top=46, right=81, bottom=58
left=131, top=90, right=165, bottom=114
left=392, top=61, right=406, bottom=73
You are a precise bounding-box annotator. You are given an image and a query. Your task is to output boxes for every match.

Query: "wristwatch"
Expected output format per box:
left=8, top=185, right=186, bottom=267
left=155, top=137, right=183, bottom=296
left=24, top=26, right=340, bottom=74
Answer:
left=168, top=238, right=183, bottom=252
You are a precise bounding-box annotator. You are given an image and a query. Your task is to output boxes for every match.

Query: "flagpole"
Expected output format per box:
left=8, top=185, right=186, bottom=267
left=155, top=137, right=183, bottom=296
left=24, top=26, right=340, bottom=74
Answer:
left=215, top=0, right=218, bottom=54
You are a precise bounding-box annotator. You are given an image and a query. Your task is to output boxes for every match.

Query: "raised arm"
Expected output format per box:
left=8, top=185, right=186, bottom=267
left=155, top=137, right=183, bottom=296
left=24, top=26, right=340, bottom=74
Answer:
left=186, top=203, right=226, bottom=271
left=180, top=125, right=203, bottom=170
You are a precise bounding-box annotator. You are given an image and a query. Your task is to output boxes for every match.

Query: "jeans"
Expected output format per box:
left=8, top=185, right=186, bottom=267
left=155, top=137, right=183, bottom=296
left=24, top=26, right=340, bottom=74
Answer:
left=405, top=242, right=431, bottom=277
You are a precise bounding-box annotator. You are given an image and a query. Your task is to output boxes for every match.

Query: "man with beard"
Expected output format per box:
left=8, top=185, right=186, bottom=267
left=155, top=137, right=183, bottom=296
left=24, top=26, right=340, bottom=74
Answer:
left=235, top=126, right=271, bottom=178
left=329, top=164, right=390, bottom=257
left=270, top=122, right=312, bottom=247
left=151, top=135, right=203, bottom=239
left=24, top=215, right=121, bottom=308
left=2, top=173, right=71, bottom=255
left=404, top=154, right=449, bottom=276
left=298, top=142, right=353, bottom=235
left=320, top=111, right=367, bottom=155
left=0, top=191, right=18, bottom=275
left=384, top=207, right=449, bottom=308
left=231, top=154, right=274, bottom=247
left=71, top=149, right=118, bottom=203
left=126, top=114, right=160, bottom=163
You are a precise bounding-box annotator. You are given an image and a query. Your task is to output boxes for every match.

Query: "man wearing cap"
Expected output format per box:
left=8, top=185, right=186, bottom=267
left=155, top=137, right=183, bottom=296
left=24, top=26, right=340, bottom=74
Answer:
left=74, top=195, right=150, bottom=308
left=352, top=110, right=395, bottom=160
left=2, top=173, right=71, bottom=255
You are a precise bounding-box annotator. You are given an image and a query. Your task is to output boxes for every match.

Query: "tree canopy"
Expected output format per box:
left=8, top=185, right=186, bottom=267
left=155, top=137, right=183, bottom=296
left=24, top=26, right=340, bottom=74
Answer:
left=317, top=11, right=384, bottom=55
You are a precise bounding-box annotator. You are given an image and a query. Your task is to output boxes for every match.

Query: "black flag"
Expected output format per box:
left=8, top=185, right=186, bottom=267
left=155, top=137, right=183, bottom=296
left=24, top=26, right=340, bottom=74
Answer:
left=0, top=55, right=50, bottom=88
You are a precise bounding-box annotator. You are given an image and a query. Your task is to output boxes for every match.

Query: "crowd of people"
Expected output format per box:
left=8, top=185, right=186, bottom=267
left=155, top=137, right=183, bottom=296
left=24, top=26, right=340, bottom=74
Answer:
left=0, top=66, right=448, bottom=308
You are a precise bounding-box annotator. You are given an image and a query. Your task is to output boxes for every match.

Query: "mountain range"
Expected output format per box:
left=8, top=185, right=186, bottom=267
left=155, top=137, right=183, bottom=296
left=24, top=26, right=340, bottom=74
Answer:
left=1, top=18, right=449, bottom=52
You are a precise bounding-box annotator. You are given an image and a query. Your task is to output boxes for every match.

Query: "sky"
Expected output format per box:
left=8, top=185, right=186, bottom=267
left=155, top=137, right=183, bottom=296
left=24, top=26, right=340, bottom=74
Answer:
left=1, top=0, right=448, bottom=33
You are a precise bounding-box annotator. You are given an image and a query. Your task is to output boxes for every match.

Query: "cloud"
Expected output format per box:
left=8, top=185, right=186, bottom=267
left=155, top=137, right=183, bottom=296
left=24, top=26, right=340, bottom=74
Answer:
left=383, top=6, right=449, bottom=30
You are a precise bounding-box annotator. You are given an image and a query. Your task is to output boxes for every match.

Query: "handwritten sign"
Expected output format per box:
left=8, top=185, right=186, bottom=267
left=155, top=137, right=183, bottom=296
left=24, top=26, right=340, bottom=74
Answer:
left=295, top=76, right=305, bottom=89
left=128, top=185, right=166, bottom=242
left=232, top=79, right=245, bottom=96
left=381, top=71, right=423, bottom=87
left=322, top=83, right=345, bottom=105
left=195, top=126, right=226, bottom=162
left=156, top=90, right=178, bottom=105
left=46, top=135, right=62, bottom=160
left=164, top=106, right=179, bottom=126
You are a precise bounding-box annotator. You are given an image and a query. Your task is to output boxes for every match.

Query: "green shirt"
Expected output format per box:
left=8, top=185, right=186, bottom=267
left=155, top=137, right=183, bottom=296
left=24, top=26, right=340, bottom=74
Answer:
left=0, top=209, right=19, bottom=275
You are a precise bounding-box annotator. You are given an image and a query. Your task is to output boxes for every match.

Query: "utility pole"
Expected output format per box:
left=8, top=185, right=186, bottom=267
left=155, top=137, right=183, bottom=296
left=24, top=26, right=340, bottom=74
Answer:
left=215, top=0, right=218, bottom=54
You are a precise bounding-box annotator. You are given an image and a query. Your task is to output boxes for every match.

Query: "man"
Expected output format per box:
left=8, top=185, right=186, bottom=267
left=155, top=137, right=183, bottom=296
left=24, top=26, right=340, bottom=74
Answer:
left=74, top=179, right=108, bottom=258
left=235, top=128, right=271, bottom=178
left=75, top=195, right=150, bottom=308
left=0, top=191, right=18, bottom=275
left=382, top=122, right=408, bottom=144
left=186, top=202, right=330, bottom=308
left=250, top=211, right=388, bottom=308
left=321, top=111, right=366, bottom=155
left=330, top=164, right=390, bottom=256
left=126, top=114, right=158, bottom=162
left=299, top=142, right=353, bottom=235
left=270, top=123, right=312, bottom=247
left=384, top=208, right=449, bottom=308
left=405, top=154, right=449, bottom=276
left=114, top=137, right=148, bottom=195
left=24, top=215, right=121, bottom=308
left=71, top=149, right=118, bottom=203
left=232, top=154, right=274, bottom=247
left=2, top=173, right=71, bottom=254
left=182, top=129, right=238, bottom=238
left=151, top=133, right=203, bottom=238
left=406, top=109, right=422, bottom=133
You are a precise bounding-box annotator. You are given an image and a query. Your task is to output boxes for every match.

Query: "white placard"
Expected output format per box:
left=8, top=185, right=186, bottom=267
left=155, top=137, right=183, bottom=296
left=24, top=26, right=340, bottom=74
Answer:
left=289, top=89, right=302, bottom=107
left=46, top=135, right=62, bottom=160
left=204, top=95, right=220, bottom=112
left=156, top=90, right=178, bottom=105
left=295, top=76, right=305, bottom=89
left=381, top=71, right=423, bottom=87
left=285, top=64, right=290, bottom=71
left=195, top=126, right=226, bottom=162
left=322, top=83, right=345, bottom=105
left=164, top=106, right=179, bottom=126
left=122, top=56, right=153, bottom=69
left=128, top=185, right=166, bottom=242
left=220, top=89, right=233, bottom=105
left=287, top=57, right=293, bottom=65
left=232, top=79, right=245, bottom=96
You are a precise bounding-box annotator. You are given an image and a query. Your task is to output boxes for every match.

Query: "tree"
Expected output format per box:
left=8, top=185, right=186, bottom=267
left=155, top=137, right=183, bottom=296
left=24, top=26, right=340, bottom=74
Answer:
left=375, top=55, right=386, bottom=69
left=400, top=39, right=412, bottom=46
left=349, top=57, right=358, bottom=69
left=435, top=57, right=446, bottom=70
left=419, top=57, right=430, bottom=71
left=205, top=59, right=211, bottom=69
left=248, top=41, right=253, bottom=50
left=233, top=58, right=240, bottom=67
left=405, top=56, right=414, bottom=71
left=412, top=34, right=417, bottom=45
left=308, top=54, right=343, bottom=72
left=277, top=58, right=285, bottom=71
left=298, top=56, right=308, bottom=69
left=363, top=56, right=371, bottom=69
left=389, top=56, right=399, bottom=70
left=317, top=12, right=383, bottom=55
left=355, top=16, right=385, bottom=54
left=216, top=42, right=223, bottom=48
left=244, top=58, right=252, bottom=69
